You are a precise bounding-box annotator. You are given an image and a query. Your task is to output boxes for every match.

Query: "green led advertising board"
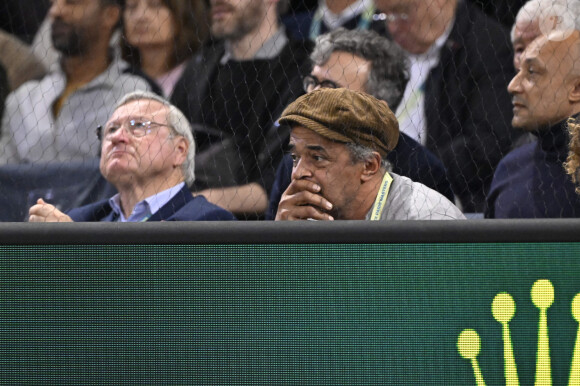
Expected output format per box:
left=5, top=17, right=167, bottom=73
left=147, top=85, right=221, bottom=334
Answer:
left=1, top=242, right=579, bottom=385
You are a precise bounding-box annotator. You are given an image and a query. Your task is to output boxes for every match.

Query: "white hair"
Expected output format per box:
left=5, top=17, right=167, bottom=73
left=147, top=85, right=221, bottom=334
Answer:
left=511, top=0, right=580, bottom=42
left=114, top=90, right=196, bottom=186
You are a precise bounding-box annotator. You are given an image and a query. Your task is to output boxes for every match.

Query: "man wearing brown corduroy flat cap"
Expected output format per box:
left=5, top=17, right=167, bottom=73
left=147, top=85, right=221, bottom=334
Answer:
left=275, top=88, right=465, bottom=220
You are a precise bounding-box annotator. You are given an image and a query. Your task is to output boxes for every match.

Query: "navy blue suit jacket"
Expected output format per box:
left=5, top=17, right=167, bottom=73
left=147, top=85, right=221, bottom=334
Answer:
left=67, top=185, right=236, bottom=222
left=265, top=132, right=454, bottom=220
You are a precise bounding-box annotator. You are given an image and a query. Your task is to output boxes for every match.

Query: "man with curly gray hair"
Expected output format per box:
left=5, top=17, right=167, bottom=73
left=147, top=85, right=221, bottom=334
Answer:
left=309, top=28, right=408, bottom=109
left=29, top=91, right=236, bottom=222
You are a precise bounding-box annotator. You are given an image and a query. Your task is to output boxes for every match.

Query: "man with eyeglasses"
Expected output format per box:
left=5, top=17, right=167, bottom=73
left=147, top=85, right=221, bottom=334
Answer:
left=374, top=0, right=516, bottom=213
left=266, top=28, right=454, bottom=219
left=28, top=91, right=236, bottom=222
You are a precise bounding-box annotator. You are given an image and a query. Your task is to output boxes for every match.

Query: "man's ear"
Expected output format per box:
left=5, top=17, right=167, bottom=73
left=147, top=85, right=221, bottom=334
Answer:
left=173, top=137, right=189, bottom=167
left=571, top=76, right=580, bottom=103
left=360, top=152, right=382, bottom=182
left=102, top=5, right=121, bottom=32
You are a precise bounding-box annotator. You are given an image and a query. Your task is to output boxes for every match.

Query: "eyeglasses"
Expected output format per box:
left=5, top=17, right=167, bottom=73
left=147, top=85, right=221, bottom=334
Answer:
left=96, top=119, right=173, bottom=141
left=303, top=75, right=340, bottom=93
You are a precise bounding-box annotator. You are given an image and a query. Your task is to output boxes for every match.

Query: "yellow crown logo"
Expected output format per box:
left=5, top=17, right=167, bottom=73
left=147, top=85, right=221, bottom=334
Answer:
left=457, top=279, right=580, bottom=386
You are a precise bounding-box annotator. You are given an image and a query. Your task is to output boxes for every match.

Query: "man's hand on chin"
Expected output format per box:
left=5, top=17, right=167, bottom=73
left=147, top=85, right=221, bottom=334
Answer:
left=275, top=179, right=334, bottom=221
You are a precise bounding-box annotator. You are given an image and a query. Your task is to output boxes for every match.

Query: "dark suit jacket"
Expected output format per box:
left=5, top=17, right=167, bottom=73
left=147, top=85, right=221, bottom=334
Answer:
left=265, top=132, right=455, bottom=220
left=420, top=0, right=516, bottom=212
left=67, top=185, right=236, bottom=222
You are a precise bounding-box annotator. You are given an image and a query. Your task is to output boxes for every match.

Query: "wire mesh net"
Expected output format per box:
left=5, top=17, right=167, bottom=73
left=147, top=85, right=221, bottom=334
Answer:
left=1, top=0, right=579, bottom=221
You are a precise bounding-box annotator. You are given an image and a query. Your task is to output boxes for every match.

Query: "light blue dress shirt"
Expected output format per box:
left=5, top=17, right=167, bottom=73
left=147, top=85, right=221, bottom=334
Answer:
left=109, top=182, right=186, bottom=222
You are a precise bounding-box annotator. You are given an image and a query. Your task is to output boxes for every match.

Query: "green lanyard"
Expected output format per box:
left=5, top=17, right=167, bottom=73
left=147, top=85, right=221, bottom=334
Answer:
left=370, top=172, right=393, bottom=221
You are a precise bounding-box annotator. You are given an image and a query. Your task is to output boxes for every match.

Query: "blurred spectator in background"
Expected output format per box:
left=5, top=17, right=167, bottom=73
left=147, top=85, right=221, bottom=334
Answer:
left=121, top=0, right=209, bottom=98
left=266, top=28, right=455, bottom=219
left=0, top=0, right=153, bottom=165
left=512, top=0, right=543, bottom=70
left=275, top=88, right=465, bottom=220
left=282, top=0, right=386, bottom=41
left=487, top=28, right=580, bottom=218
left=171, top=0, right=311, bottom=218
left=32, top=10, right=125, bottom=74
left=511, top=0, right=577, bottom=71
left=374, top=0, right=515, bottom=213
left=0, top=30, right=46, bottom=91
left=28, top=91, right=236, bottom=222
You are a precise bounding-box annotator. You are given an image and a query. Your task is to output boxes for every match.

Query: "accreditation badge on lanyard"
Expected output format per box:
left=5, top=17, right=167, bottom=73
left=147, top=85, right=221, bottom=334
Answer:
left=370, top=172, right=393, bottom=221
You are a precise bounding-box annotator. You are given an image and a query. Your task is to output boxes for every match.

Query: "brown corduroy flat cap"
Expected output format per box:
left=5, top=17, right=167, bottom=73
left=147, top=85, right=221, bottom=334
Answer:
left=278, top=88, right=399, bottom=157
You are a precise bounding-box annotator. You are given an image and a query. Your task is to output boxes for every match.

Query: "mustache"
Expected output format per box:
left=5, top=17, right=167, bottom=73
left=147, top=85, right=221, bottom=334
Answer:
left=511, top=97, right=526, bottom=106
left=51, top=19, right=71, bottom=31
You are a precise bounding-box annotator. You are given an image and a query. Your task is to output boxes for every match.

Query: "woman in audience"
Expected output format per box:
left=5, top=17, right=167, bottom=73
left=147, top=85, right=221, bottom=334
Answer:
left=122, top=0, right=208, bottom=98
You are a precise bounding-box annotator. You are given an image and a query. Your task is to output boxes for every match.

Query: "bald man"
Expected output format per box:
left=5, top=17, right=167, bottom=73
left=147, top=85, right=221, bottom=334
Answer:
left=487, top=31, right=580, bottom=218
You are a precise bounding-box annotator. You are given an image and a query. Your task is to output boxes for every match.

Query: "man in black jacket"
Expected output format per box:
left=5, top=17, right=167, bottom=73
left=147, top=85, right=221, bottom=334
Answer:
left=171, top=0, right=311, bottom=219
left=374, top=0, right=516, bottom=212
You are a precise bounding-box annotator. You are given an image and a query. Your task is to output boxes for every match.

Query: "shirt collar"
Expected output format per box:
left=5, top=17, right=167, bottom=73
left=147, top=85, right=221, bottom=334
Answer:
left=86, top=56, right=131, bottom=89
left=57, top=51, right=131, bottom=90
left=108, top=182, right=186, bottom=222
left=221, top=27, right=288, bottom=64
